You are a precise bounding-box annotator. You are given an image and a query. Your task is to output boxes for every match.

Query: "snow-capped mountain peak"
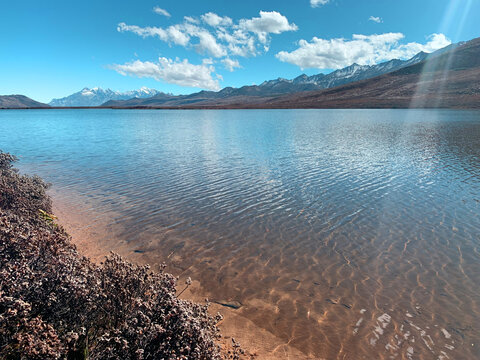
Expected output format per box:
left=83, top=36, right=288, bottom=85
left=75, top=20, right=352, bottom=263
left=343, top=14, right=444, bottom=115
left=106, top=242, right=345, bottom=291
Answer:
left=269, top=50, right=431, bottom=91
left=50, top=87, right=163, bottom=107
left=50, top=48, right=443, bottom=107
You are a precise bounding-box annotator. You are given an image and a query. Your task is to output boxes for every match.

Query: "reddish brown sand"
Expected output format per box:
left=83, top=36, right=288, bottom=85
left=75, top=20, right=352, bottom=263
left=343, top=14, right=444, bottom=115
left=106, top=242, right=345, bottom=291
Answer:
left=50, top=189, right=311, bottom=360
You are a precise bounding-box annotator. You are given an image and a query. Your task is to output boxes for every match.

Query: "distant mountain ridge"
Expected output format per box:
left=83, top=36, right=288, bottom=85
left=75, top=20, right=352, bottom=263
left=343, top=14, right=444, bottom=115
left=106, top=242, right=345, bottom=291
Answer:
left=49, top=87, right=164, bottom=107
left=256, top=42, right=463, bottom=92
left=258, top=51, right=429, bottom=90
left=50, top=43, right=458, bottom=108
left=102, top=49, right=438, bottom=107
left=2, top=39, right=474, bottom=109
left=228, top=37, right=480, bottom=109
left=102, top=38, right=480, bottom=109
left=0, top=95, right=49, bottom=108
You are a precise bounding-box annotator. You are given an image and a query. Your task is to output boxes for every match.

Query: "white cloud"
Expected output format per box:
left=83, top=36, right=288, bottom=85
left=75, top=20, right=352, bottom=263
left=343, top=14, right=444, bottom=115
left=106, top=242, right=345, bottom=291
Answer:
left=310, top=0, right=329, bottom=7
left=117, top=22, right=190, bottom=46
left=153, top=6, right=170, bottom=17
left=216, top=28, right=257, bottom=57
left=118, top=22, right=227, bottom=57
left=239, top=11, right=298, bottom=43
left=117, top=11, right=297, bottom=64
left=110, top=57, right=220, bottom=90
left=276, top=33, right=451, bottom=70
left=369, top=16, right=382, bottom=23
left=195, top=29, right=227, bottom=57
left=184, top=16, right=199, bottom=24
left=222, top=58, right=241, bottom=71
left=395, top=33, right=451, bottom=54
left=114, top=10, right=297, bottom=89
left=201, top=12, right=233, bottom=27
left=166, top=25, right=191, bottom=46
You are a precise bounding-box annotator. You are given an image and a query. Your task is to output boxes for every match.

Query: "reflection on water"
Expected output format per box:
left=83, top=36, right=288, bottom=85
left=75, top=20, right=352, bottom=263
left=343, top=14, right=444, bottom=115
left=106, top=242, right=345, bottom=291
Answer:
left=1, top=109, right=479, bottom=359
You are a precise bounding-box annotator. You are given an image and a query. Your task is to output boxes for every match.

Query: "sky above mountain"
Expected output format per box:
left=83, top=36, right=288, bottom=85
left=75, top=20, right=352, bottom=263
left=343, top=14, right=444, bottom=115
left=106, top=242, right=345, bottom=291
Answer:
left=1, top=0, right=478, bottom=102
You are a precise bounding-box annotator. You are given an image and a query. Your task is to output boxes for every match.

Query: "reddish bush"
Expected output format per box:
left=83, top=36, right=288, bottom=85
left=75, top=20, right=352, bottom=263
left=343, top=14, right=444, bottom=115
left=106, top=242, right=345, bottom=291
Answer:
left=0, top=152, right=240, bottom=359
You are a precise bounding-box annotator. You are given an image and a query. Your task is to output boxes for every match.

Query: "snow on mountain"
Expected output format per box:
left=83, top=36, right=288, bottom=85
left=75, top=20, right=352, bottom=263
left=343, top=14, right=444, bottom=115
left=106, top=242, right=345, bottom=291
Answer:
left=259, top=51, right=430, bottom=93
left=52, top=48, right=441, bottom=107
left=49, top=87, right=164, bottom=107
left=212, top=51, right=429, bottom=99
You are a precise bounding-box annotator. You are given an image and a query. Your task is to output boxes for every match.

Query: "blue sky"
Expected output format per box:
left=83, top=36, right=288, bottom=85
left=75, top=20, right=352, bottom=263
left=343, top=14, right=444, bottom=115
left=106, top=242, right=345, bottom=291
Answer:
left=1, top=0, right=478, bottom=103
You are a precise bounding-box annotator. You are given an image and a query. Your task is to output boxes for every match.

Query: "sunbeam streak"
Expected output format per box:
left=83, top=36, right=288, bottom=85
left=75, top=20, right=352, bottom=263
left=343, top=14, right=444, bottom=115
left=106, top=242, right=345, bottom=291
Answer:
left=409, top=0, right=475, bottom=108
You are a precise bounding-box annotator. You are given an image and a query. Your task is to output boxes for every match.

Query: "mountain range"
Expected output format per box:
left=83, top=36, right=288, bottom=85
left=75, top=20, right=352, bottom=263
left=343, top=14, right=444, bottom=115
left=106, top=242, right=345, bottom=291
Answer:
left=49, top=87, right=163, bottom=107
left=252, top=37, right=480, bottom=109
left=102, top=50, right=434, bottom=107
left=1, top=37, right=479, bottom=109
left=49, top=47, right=441, bottom=108
left=102, top=38, right=480, bottom=109
left=0, top=95, right=49, bottom=108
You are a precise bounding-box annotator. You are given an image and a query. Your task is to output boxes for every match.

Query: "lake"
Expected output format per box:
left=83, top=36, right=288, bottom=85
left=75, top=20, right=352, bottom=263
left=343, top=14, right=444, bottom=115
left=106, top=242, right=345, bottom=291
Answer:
left=1, top=109, right=479, bottom=359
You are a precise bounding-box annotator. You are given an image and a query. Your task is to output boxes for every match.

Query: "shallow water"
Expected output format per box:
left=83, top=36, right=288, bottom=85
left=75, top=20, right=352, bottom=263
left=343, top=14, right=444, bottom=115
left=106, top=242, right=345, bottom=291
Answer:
left=1, top=109, right=479, bottom=359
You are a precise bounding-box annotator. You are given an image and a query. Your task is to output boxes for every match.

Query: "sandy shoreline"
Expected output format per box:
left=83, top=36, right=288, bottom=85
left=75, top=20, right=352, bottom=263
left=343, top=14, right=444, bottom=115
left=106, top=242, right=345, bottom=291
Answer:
left=49, top=188, right=311, bottom=360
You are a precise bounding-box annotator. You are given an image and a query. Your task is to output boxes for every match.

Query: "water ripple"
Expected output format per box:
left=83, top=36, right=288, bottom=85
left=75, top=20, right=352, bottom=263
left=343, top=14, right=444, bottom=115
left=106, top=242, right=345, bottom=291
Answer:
left=1, top=109, right=480, bottom=359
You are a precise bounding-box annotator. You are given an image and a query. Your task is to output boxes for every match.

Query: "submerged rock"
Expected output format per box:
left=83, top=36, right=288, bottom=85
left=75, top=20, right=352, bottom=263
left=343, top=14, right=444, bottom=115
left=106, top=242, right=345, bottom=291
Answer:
left=213, top=300, right=243, bottom=309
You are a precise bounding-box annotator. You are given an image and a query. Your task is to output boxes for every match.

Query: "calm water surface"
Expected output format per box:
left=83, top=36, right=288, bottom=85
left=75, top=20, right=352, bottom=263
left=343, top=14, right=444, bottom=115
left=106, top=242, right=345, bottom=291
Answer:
left=1, top=109, right=479, bottom=359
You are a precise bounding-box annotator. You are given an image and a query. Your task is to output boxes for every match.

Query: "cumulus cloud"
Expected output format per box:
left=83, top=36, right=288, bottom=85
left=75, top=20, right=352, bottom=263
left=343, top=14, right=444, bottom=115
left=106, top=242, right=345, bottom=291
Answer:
left=118, top=22, right=190, bottom=46
left=222, top=58, right=241, bottom=71
left=238, top=11, right=298, bottom=43
left=393, top=33, right=451, bottom=55
left=184, top=16, right=199, bottom=24
left=276, top=33, right=451, bottom=70
left=310, top=0, right=329, bottom=7
left=201, top=12, right=233, bottom=27
left=194, top=29, right=228, bottom=57
left=118, top=11, right=296, bottom=59
left=153, top=7, right=170, bottom=17
left=369, top=16, right=382, bottom=23
left=114, top=10, right=298, bottom=89
left=110, top=57, right=220, bottom=90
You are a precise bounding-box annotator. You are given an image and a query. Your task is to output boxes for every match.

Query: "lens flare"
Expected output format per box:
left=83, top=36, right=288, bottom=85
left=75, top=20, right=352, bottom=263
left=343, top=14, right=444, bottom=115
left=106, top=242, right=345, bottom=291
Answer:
left=409, top=0, right=474, bottom=108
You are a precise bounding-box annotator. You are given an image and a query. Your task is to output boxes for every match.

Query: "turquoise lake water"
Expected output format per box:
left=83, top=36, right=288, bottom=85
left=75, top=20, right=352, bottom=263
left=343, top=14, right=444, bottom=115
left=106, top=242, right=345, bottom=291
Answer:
left=1, top=109, right=479, bottom=359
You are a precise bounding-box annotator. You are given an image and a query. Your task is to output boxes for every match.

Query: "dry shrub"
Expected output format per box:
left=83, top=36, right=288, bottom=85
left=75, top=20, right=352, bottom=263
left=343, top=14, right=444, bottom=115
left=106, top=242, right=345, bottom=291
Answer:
left=0, top=152, right=242, bottom=359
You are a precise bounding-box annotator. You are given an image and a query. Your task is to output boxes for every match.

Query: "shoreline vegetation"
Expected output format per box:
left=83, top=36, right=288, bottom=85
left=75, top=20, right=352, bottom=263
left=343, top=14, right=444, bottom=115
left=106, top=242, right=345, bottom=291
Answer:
left=0, top=152, right=244, bottom=360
